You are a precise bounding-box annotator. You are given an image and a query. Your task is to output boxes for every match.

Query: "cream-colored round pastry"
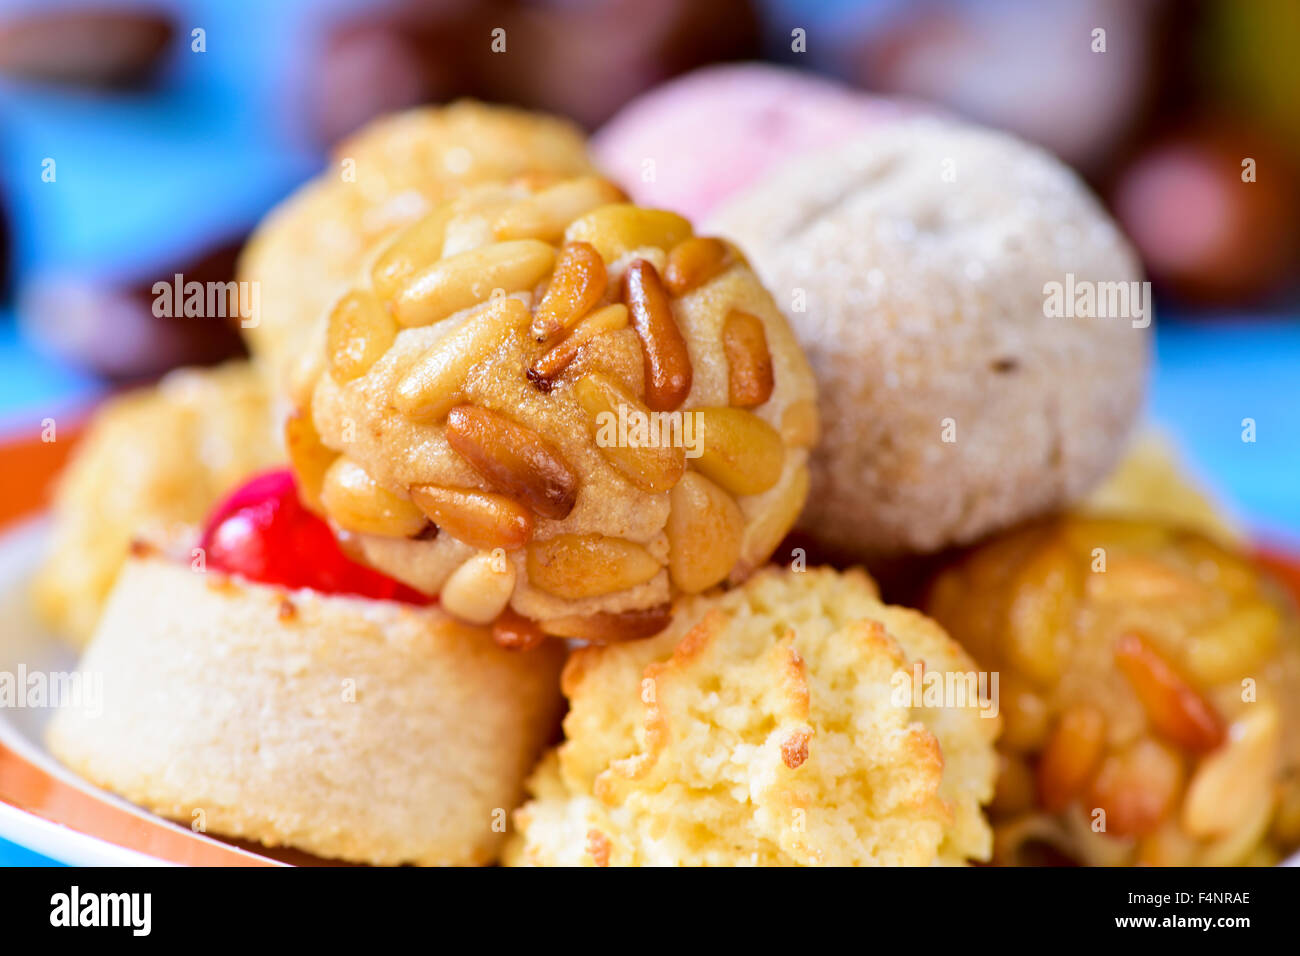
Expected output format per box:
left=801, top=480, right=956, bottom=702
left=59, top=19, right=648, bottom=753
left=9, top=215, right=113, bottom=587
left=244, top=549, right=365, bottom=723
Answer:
left=46, top=544, right=565, bottom=866
left=505, top=566, right=999, bottom=866
left=238, top=101, right=596, bottom=391
left=296, top=178, right=818, bottom=640
left=30, top=361, right=280, bottom=645
left=709, top=118, right=1149, bottom=559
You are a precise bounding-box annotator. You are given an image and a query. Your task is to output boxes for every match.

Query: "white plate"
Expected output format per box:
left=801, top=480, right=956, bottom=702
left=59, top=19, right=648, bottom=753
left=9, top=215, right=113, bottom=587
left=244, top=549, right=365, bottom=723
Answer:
left=0, top=518, right=279, bottom=866
left=3, top=517, right=1296, bottom=867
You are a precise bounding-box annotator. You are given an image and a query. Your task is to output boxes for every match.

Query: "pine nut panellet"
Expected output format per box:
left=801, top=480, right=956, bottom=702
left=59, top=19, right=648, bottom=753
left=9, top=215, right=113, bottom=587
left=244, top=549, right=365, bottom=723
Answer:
left=297, top=175, right=818, bottom=641
left=925, top=515, right=1300, bottom=867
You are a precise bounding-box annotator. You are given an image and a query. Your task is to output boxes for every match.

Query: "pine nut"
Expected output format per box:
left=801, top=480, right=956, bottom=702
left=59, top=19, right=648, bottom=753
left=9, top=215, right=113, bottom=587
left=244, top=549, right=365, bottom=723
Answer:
left=1115, top=632, right=1225, bottom=752
left=664, top=236, right=732, bottom=296
left=1088, top=738, right=1184, bottom=837
left=327, top=289, right=397, bottom=383
left=1036, top=705, right=1106, bottom=812
left=440, top=551, right=517, bottom=625
left=622, top=259, right=693, bottom=412
left=492, top=606, right=548, bottom=650
left=320, top=457, right=427, bottom=537
left=408, top=484, right=534, bottom=551
left=692, top=406, right=785, bottom=497
left=392, top=296, right=529, bottom=422
left=1182, top=705, right=1279, bottom=838
left=445, top=405, right=578, bottom=520
left=573, top=372, right=685, bottom=493
left=539, top=603, right=672, bottom=643
left=1184, top=601, right=1281, bottom=684
left=527, top=303, right=628, bottom=390
left=998, top=679, right=1052, bottom=753
left=284, top=409, right=337, bottom=513
left=530, top=241, right=607, bottom=342
left=564, top=204, right=692, bottom=264
left=493, top=176, right=626, bottom=242
left=780, top=399, right=820, bottom=447
left=370, top=208, right=451, bottom=301
left=1196, top=794, right=1275, bottom=866
left=722, top=310, right=774, bottom=408
left=1005, top=544, right=1077, bottom=685
left=526, top=533, right=661, bottom=599
left=393, top=239, right=556, bottom=327
left=666, top=472, right=744, bottom=593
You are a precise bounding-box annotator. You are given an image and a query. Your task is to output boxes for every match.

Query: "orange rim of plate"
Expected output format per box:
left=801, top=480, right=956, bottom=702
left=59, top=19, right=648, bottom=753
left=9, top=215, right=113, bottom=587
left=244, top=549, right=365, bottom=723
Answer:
left=0, top=417, right=280, bottom=865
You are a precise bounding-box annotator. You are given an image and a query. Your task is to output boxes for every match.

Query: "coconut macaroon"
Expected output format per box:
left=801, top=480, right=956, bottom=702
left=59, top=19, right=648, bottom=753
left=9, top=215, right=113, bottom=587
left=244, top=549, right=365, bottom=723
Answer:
left=46, top=544, right=565, bottom=866
left=31, top=361, right=280, bottom=645
left=238, top=101, right=596, bottom=389
left=506, top=567, right=999, bottom=866
left=293, top=177, right=817, bottom=641
left=709, top=118, right=1149, bottom=560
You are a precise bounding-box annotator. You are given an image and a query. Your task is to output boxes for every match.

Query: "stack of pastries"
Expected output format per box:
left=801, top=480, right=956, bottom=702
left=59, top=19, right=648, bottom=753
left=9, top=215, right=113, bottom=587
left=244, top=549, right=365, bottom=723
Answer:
left=35, top=71, right=1300, bottom=867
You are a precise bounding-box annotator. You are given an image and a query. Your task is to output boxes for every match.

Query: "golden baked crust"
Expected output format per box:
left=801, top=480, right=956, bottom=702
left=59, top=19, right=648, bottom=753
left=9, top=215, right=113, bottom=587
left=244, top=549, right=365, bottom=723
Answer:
left=506, top=567, right=999, bottom=865
left=46, top=548, right=565, bottom=866
left=31, top=361, right=280, bottom=645
left=926, top=515, right=1300, bottom=866
left=238, top=101, right=595, bottom=390
left=297, top=180, right=818, bottom=637
left=709, top=118, right=1149, bottom=559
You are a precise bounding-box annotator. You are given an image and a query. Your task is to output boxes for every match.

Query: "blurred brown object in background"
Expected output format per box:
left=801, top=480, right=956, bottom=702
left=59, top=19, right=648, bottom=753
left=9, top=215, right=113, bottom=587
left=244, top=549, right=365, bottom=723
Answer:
left=847, top=0, right=1159, bottom=177
left=0, top=7, right=174, bottom=88
left=18, top=238, right=248, bottom=381
left=471, top=0, right=760, bottom=129
left=1111, top=124, right=1300, bottom=306
left=1199, top=0, right=1300, bottom=159
left=316, top=0, right=760, bottom=143
left=316, top=1, right=479, bottom=146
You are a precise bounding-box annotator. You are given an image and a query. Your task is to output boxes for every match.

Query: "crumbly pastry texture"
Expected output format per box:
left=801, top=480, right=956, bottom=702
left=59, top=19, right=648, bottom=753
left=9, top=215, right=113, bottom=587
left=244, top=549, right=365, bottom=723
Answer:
left=46, top=547, right=565, bottom=866
left=238, top=101, right=595, bottom=390
left=927, top=515, right=1300, bottom=866
left=506, top=566, right=999, bottom=866
left=709, top=117, right=1149, bottom=558
left=31, top=361, right=280, bottom=645
left=297, top=178, right=818, bottom=639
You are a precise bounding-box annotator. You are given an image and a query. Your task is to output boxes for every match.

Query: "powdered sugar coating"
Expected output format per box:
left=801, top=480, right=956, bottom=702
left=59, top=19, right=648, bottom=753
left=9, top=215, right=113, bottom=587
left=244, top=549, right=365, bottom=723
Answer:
left=709, top=118, right=1149, bottom=556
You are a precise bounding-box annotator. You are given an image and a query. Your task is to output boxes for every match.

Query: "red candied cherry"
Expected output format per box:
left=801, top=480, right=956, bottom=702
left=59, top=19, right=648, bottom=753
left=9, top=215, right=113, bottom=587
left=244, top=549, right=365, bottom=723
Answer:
left=199, top=468, right=431, bottom=605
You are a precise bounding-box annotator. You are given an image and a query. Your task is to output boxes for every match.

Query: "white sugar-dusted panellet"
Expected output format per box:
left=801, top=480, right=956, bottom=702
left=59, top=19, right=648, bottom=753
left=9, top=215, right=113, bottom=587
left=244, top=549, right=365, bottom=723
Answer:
left=709, top=118, right=1149, bottom=558
left=46, top=546, right=565, bottom=866
left=506, top=567, right=999, bottom=866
